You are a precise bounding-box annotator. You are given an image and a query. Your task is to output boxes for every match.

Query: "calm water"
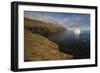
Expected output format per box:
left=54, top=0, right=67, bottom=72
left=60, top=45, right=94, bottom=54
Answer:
left=46, top=31, right=90, bottom=59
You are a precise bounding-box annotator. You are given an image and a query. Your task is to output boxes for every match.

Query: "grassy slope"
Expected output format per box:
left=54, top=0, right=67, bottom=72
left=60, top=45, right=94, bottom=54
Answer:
left=24, top=28, right=73, bottom=61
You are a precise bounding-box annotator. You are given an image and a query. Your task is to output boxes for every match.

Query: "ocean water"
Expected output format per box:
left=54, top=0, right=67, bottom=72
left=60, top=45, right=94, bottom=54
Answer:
left=46, top=31, right=90, bottom=59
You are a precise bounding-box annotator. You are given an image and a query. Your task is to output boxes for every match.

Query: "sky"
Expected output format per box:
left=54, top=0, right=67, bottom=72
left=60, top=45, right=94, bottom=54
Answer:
left=24, top=11, right=90, bottom=31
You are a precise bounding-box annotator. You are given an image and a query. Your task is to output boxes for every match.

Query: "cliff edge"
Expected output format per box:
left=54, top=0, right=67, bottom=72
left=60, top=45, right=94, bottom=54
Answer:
left=24, top=28, right=73, bottom=61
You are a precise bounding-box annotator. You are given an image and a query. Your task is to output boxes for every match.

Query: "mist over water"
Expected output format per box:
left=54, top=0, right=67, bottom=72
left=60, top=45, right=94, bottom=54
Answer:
left=47, top=31, right=90, bottom=59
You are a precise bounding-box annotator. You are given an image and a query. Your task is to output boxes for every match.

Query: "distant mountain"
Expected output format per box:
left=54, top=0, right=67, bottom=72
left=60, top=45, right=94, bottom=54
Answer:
left=24, top=17, right=67, bottom=33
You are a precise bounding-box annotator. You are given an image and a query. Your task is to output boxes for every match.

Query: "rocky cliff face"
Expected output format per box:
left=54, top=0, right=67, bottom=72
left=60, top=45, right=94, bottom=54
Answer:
left=24, top=17, right=67, bottom=33
left=24, top=28, right=73, bottom=61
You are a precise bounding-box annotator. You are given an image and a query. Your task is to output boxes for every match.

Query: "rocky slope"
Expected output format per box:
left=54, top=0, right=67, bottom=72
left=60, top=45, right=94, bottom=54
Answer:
left=24, top=28, right=73, bottom=61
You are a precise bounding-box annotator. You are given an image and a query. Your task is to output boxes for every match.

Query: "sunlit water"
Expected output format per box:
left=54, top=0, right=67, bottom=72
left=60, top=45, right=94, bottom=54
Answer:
left=46, top=31, right=90, bottom=59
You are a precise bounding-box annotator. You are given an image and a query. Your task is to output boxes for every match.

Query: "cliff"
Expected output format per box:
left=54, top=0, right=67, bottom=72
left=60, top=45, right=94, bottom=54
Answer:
left=24, top=17, right=67, bottom=33
left=24, top=28, right=73, bottom=61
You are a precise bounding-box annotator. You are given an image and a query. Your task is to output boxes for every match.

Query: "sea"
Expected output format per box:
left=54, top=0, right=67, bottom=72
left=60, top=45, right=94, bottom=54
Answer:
left=46, top=31, right=90, bottom=59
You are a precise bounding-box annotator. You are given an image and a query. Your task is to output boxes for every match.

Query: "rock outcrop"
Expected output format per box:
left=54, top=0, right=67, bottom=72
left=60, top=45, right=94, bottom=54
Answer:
left=24, top=28, right=73, bottom=61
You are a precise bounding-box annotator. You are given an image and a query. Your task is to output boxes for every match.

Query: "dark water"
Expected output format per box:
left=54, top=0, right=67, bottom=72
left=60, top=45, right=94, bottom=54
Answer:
left=46, top=31, right=90, bottom=59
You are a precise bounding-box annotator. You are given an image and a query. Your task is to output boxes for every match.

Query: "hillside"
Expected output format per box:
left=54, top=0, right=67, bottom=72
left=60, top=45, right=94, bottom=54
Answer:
left=24, top=17, right=67, bottom=34
left=24, top=28, right=73, bottom=61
